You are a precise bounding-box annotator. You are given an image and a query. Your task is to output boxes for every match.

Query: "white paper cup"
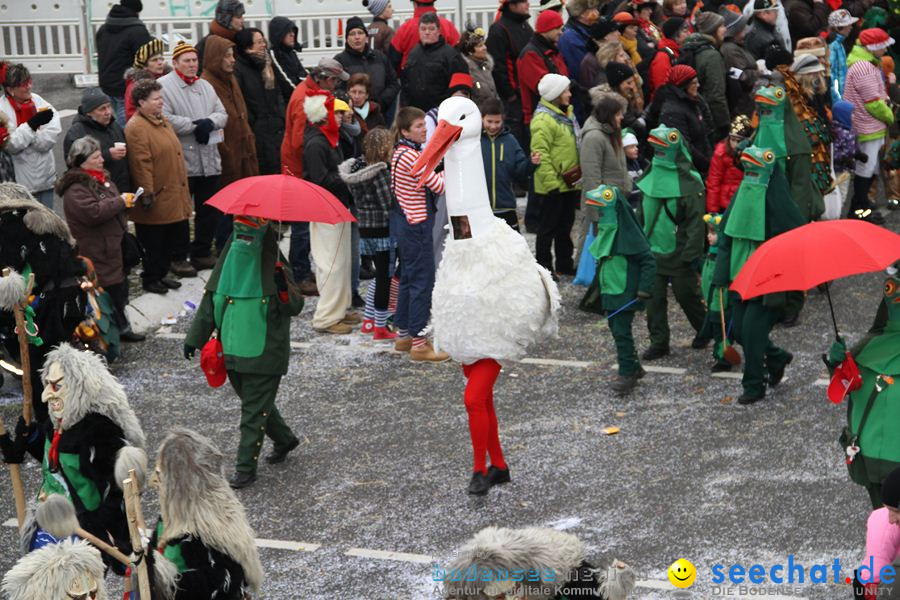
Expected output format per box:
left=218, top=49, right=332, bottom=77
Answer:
left=114, top=142, right=126, bottom=150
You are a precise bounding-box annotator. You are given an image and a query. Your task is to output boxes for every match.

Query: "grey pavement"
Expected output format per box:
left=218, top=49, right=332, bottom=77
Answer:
left=1, top=210, right=899, bottom=599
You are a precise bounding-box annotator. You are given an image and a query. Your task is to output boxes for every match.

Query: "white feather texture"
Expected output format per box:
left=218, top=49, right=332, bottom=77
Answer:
left=432, top=218, right=560, bottom=364
left=2, top=539, right=106, bottom=600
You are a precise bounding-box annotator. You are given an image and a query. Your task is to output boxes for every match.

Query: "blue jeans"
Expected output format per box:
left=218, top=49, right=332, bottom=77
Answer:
left=34, top=189, right=54, bottom=209
left=109, top=96, right=126, bottom=128
left=391, top=210, right=434, bottom=337
left=289, top=222, right=311, bottom=282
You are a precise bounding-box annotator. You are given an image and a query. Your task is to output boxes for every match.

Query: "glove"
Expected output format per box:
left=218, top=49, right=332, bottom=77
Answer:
left=636, top=291, right=651, bottom=299
left=183, top=343, right=196, bottom=360
left=27, top=109, right=53, bottom=131
left=827, top=336, right=847, bottom=366
left=0, top=416, right=35, bottom=464
left=192, top=118, right=215, bottom=145
left=854, top=150, right=869, bottom=163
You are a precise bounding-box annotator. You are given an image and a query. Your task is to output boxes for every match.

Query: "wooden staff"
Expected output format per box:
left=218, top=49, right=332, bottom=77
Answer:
left=74, top=526, right=131, bottom=566
left=0, top=417, right=26, bottom=530
left=123, top=471, right=151, bottom=599
left=1, top=267, right=34, bottom=425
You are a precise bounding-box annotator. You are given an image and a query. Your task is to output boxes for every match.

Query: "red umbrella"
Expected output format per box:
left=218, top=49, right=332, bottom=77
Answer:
left=730, top=219, right=900, bottom=335
left=205, top=175, right=355, bottom=224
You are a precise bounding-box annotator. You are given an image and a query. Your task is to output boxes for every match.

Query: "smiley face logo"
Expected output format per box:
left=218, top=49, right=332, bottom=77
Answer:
left=668, top=559, right=697, bottom=588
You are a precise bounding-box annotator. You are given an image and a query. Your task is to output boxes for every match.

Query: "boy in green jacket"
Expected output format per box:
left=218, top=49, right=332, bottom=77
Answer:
left=184, top=215, right=304, bottom=489
left=530, top=73, right=581, bottom=280
left=587, top=184, right=656, bottom=395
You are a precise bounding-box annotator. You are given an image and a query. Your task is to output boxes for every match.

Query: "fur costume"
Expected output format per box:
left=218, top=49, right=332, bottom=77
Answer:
left=442, top=526, right=635, bottom=600
left=10, top=343, right=146, bottom=568
left=148, top=428, right=264, bottom=600
left=1, top=539, right=106, bottom=600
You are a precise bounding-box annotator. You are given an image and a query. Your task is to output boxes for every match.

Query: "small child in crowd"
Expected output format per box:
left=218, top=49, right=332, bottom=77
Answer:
left=706, top=115, right=752, bottom=214
left=623, top=129, right=646, bottom=210
left=479, top=98, right=535, bottom=231
left=697, top=213, right=733, bottom=372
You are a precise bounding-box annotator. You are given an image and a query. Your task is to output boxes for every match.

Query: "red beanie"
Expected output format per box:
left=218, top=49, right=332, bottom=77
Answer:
left=536, top=9, right=564, bottom=33
left=859, top=28, right=895, bottom=51
left=448, top=71, right=474, bottom=91
left=668, top=64, right=697, bottom=86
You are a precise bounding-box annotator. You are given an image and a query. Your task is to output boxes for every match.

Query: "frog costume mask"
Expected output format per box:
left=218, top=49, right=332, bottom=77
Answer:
left=724, top=146, right=777, bottom=278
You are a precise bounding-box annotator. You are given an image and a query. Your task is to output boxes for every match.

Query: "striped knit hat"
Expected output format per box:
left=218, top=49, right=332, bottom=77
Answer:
left=668, top=64, right=696, bottom=86
left=171, top=40, right=198, bottom=61
left=859, top=28, right=895, bottom=51
left=133, top=38, right=165, bottom=69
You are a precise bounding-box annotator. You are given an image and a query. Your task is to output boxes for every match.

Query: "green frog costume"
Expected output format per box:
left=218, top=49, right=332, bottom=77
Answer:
left=185, top=217, right=304, bottom=478
left=587, top=185, right=656, bottom=379
left=698, top=213, right=734, bottom=371
left=636, top=125, right=708, bottom=356
left=712, top=146, right=805, bottom=402
left=831, top=278, right=900, bottom=508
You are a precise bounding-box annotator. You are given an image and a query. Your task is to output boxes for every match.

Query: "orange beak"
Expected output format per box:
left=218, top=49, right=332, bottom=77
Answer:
left=411, top=119, right=463, bottom=188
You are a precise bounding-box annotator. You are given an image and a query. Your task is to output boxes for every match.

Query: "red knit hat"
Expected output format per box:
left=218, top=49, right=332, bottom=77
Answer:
left=535, top=9, right=565, bottom=33
left=668, top=64, right=697, bottom=86
left=859, top=28, right=895, bottom=51
left=448, top=72, right=474, bottom=91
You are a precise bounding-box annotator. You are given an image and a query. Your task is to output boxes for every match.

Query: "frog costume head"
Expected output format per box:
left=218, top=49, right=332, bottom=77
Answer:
left=636, top=124, right=704, bottom=198
left=586, top=184, right=650, bottom=259
left=1, top=539, right=106, bottom=600
left=723, top=146, right=777, bottom=242
left=754, top=86, right=788, bottom=159
left=215, top=216, right=271, bottom=299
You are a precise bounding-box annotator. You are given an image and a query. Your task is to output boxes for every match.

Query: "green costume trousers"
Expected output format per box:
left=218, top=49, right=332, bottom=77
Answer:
left=731, top=300, right=791, bottom=397
left=645, top=272, right=707, bottom=350
left=608, top=310, right=640, bottom=376
left=227, top=371, right=298, bottom=473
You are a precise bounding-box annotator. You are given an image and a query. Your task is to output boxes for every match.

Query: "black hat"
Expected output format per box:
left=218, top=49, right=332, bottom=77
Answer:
left=661, top=16, right=686, bottom=39
left=764, top=46, right=793, bottom=70
left=121, top=0, right=143, bottom=13
left=345, top=16, right=368, bottom=37
left=80, top=87, right=112, bottom=114
left=882, top=466, right=900, bottom=509
left=753, top=0, right=778, bottom=10
left=590, top=18, right=618, bottom=40
left=606, top=61, right=635, bottom=88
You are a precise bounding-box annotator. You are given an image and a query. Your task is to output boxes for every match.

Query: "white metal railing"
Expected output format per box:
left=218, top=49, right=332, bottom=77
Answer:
left=3, top=6, right=536, bottom=75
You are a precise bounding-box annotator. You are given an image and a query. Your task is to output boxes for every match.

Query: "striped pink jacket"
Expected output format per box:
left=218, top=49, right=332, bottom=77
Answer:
left=843, top=56, right=889, bottom=138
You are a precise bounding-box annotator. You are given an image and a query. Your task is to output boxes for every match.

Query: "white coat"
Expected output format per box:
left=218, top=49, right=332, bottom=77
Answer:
left=0, top=93, right=61, bottom=193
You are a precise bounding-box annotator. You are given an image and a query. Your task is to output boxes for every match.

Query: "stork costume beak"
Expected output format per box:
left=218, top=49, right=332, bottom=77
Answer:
left=412, top=119, right=463, bottom=187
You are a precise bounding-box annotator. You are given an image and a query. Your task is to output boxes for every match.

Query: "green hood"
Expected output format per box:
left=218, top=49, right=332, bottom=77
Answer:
left=724, top=145, right=776, bottom=242
left=752, top=85, right=811, bottom=160
left=206, top=220, right=279, bottom=297
left=847, top=44, right=880, bottom=69
left=586, top=184, right=650, bottom=257
left=636, top=125, right=705, bottom=197
left=857, top=278, right=900, bottom=373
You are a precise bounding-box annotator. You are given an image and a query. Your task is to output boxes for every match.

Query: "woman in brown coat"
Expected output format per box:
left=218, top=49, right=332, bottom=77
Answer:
left=125, top=79, right=193, bottom=295
left=201, top=35, right=258, bottom=187
left=57, top=135, right=144, bottom=341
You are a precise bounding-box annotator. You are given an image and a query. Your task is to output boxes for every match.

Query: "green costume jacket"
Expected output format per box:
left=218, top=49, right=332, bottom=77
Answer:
left=712, top=145, right=805, bottom=308
left=636, top=125, right=706, bottom=275
left=587, top=185, right=656, bottom=312
left=186, top=226, right=304, bottom=375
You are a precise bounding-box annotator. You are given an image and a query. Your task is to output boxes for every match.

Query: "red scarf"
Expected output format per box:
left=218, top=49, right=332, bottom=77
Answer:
left=309, top=92, right=340, bottom=148
left=83, top=169, right=106, bottom=184
left=48, top=427, right=61, bottom=471
left=175, top=68, right=199, bottom=86
left=6, top=93, right=36, bottom=126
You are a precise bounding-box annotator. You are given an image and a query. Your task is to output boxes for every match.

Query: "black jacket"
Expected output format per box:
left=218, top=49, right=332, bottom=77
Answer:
left=233, top=52, right=286, bottom=175
left=63, top=113, right=132, bottom=192
left=784, top=0, right=830, bottom=44
left=95, top=5, right=152, bottom=97
left=303, top=125, right=350, bottom=207
left=652, top=83, right=714, bottom=174
left=486, top=10, right=534, bottom=108
left=268, top=17, right=309, bottom=103
left=744, top=18, right=781, bottom=61
left=401, top=37, right=469, bottom=111
left=334, top=45, right=400, bottom=112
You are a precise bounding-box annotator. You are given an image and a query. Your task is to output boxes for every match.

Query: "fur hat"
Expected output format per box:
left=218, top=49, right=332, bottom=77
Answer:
left=538, top=72, right=571, bottom=100
left=362, top=0, right=389, bottom=16
left=133, top=38, right=165, bottom=68
left=567, top=0, right=599, bottom=18
left=0, top=183, right=75, bottom=245
left=1, top=540, right=106, bottom=600
left=606, top=61, right=635, bottom=88
left=304, top=94, right=329, bottom=124
left=695, top=11, right=725, bottom=36
left=859, top=27, right=895, bottom=51
left=536, top=9, right=565, bottom=33
left=214, top=0, right=245, bottom=29
left=794, top=36, right=826, bottom=57
left=662, top=16, right=686, bottom=39
left=764, top=46, right=793, bottom=70
left=79, top=87, right=111, bottom=115
left=668, top=63, right=696, bottom=86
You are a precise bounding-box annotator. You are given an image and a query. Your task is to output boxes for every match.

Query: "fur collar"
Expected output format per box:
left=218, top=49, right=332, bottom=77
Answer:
left=55, top=168, right=111, bottom=197
left=1, top=539, right=107, bottom=600
left=0, top=183, right=75, bottom=246
left=338, top=157, right=388, bottom=184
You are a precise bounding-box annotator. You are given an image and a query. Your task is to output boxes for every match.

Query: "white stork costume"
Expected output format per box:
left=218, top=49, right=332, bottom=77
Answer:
left=413, top=97, right=560, bottom=494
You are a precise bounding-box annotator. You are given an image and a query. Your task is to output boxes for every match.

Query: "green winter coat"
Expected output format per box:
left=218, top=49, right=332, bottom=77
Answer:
left=185, top=227, right=304, bottom=375
left=681, top=33, right=730, bottom=133
left=530, top=99, right=581, bottom=195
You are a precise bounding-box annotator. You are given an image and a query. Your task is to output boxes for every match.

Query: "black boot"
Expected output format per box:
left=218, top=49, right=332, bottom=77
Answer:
left=641, top=346, right=670, bottom=361
left=611, top=373, right=638, bottom=395
left=487, top=465, right=511, bottom=486
left=468, top=471, right=490, bottom=495
left=768, top=352, right=793, bottom=387
left=228, top=471, right=257, bottom=489
left=265, top=439, right=299, bottom=464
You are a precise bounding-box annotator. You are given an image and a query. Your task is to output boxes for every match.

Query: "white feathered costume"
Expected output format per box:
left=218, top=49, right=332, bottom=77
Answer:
left=414, top=96, right=560, bottom=365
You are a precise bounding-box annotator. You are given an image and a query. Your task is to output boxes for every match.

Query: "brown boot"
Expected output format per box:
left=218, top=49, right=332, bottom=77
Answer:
left=409, top=342, right=450, bottom=363
left=170, top=260, right=198, bottom=278
left=190, top=255, right=217, bottom=270
left=394, top=337, right=412, bottom=352
left=341, top=312, right=362, bottom=325
left=315, top=322, right=353, bottom=335
left=298, top=279, right=319, bottom=296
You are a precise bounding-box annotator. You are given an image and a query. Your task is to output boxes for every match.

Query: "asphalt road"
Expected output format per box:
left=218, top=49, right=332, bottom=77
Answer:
left=1, top=210, right=899, bottom=599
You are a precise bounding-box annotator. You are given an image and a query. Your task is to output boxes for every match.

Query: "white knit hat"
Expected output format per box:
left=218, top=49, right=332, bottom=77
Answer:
left=622, top=131, right=638, bottom=147
left=538, top=73, right=571, bottom=101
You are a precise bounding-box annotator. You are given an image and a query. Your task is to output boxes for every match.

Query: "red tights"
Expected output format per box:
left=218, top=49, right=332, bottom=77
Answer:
left=462, top=358, right=506, bottom=475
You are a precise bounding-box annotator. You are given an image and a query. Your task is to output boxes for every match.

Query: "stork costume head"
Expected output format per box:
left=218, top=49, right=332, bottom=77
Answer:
left=1, top=539, right=106, bottom=600
left=412, top=97, right=560, bottom=364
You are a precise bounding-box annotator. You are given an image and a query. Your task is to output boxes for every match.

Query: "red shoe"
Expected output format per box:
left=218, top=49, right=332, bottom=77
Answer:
left=361, top=319, right=374, bottom=334
left=373, top=325, right=397, bottom=340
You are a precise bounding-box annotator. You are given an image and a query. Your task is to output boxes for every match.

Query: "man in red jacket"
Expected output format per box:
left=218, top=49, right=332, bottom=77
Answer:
left=517, top=10, right=568, bottom=126
left=388, top=0, right=460, bottom=73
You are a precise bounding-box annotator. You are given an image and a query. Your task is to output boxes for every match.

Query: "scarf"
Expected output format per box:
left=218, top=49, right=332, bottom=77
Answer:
left=175, top=68, right=199, bottom=86
left=83, top=169, right=106, bottom=185
left=48, top=427, right=61, bottom=471
left=354, top=102, right=371, bottom=120
left=398, top=137, right=422, bottom=152
left=6, top=93, right=36, bottom=126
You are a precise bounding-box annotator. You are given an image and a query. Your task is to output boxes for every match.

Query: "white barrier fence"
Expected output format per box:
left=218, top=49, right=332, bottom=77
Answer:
left=0, top=3, right=540, bottom=76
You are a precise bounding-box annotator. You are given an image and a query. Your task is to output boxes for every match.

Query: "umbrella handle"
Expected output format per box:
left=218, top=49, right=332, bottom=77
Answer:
left=823, top=282, right=840, bottom=339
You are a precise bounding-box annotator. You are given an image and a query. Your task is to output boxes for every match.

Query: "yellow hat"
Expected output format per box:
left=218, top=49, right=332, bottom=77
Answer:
left=333, top=99, right=351, bottom=113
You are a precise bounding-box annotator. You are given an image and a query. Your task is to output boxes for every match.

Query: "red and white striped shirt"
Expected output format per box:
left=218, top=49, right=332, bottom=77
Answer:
left=391, top=144, right=445, bottom=225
